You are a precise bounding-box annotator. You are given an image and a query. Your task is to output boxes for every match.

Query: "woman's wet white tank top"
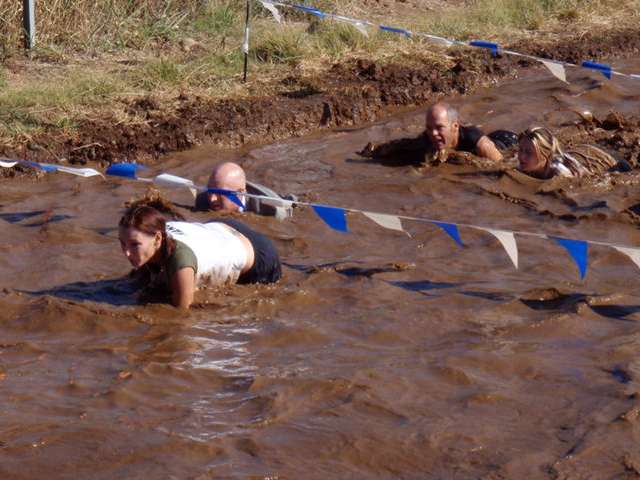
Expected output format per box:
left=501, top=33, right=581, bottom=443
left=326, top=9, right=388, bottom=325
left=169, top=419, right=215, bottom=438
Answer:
left=166, top=221, right=247, bottom=287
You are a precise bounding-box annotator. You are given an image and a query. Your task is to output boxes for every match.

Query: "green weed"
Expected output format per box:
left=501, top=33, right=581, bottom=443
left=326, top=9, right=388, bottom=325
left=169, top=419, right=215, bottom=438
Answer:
left=136, top=59, right=183, bottom=89
left=180, top=50, right=245, bottom=87
left=251, top=28, right=307, bottom=65
left=194, top=1, right=240, bottom=35
left=314, top=21, right=372, bottom=58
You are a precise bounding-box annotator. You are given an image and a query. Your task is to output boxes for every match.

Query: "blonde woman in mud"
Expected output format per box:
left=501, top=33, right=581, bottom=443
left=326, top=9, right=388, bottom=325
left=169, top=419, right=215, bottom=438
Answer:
left=118, top=204, right=281, bottom=309
left=517, top=126, right=625, bottom=179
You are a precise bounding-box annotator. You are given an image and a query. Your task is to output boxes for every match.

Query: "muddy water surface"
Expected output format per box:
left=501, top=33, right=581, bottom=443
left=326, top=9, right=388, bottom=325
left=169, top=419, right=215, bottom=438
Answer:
left=2, top=62, right=640, bottom=479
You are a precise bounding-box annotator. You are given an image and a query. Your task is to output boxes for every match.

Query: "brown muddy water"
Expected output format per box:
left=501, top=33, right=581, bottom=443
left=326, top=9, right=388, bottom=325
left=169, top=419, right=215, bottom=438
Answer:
left=2, top=62, right=640, bottom=479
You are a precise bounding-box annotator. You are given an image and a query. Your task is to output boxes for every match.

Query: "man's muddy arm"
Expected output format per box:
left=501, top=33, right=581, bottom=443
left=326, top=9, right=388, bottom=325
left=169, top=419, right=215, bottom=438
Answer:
left=475, top=136, right=503, bottom=162
left=358, top=135, right=431, bottom=166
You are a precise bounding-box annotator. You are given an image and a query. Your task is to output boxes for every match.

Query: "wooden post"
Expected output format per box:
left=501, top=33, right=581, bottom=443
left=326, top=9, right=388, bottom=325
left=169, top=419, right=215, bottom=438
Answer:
left=23, top=0, right=35, bottom=50
left=242, top=0, right=251, bottom=82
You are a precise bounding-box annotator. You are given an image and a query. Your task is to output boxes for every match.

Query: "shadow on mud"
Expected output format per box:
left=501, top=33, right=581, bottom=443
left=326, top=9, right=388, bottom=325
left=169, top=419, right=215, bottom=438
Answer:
left=285, top=261, right=514, bottom=301
left=284, top=260, right=417, bottom=278
left=590, top=304, right=640, bottom=319
left=0, top=209, right=73, bottom=227
left=386, top=279, right=462, bottom=298
left=520, top=289, right=640, bottom=320
left=520, top=291, right=591, bottom=312
left=23, top=277, right=141, bottom=306
left=388, top=279, right=514, bottom=302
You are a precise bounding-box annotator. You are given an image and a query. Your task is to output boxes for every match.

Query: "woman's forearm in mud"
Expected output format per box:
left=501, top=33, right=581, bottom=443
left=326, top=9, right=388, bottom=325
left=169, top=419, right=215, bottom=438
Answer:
left=170, top=268, right=196, bottom=309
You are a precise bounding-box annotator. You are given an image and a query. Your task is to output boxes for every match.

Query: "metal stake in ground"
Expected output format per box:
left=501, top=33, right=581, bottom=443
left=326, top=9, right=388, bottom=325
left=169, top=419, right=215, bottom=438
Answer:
left=23, top=0, right=35, bottom=50
left=242, top=0, right=251, bottom=82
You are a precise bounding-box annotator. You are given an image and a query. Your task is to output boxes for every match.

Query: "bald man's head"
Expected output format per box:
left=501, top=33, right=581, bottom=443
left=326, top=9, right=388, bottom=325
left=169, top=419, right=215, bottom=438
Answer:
left=207, top=162, right=247, bottom=212
left=425, top=102, right=460, bottom=151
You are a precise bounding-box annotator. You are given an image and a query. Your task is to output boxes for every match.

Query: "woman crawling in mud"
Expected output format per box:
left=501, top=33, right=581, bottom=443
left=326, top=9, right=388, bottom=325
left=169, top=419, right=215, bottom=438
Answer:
left=517, top=126, right=627, bottom=179
left=118, top=202, right=281, bottom=309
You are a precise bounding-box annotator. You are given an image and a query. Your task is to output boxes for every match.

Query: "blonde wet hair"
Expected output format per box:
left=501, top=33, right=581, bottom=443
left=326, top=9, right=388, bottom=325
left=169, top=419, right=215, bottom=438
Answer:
left=519, top=126, right=563, bottom=166
left=520, top=126, right=617, bottom=177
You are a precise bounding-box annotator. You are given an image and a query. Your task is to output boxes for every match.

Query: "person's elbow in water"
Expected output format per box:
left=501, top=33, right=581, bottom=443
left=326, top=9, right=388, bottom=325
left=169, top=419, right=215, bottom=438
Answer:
left=475, top=135, right=503, bottom=162
left=170, top=267, right=196, bottom=310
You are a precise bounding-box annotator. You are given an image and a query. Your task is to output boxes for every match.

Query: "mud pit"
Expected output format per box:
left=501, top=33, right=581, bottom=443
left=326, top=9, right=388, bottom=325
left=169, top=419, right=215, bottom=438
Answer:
left=2, top=56, right=640, bottom=478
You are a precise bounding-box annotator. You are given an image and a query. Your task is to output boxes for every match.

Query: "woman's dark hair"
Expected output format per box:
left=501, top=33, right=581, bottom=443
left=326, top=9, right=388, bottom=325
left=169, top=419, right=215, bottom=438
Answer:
left=119, top=205, right=176, bottom=262
left=124, top=189, right=185, bottom=220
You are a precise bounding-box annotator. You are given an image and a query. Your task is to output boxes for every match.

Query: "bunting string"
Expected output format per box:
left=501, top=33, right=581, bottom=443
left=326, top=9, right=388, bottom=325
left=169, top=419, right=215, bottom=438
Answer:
left=256, top=0, right=640, bottom=85
left=0, top=158, right=103, bottom=178
left=3, top=159, right=638, bottom=280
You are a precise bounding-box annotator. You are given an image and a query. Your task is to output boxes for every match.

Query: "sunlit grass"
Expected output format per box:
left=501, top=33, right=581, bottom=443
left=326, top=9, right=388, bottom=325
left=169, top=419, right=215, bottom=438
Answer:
left=416, top=0, right=638, bottom=38
left=0, top=73, right=124, bottom=137
left=135, top=59, right=184, bottom=89
left=251, top=26, right=308, bottom=65
left=194, top=0, right=240, bottom=35
left=313, top=21, right=378, bottom=59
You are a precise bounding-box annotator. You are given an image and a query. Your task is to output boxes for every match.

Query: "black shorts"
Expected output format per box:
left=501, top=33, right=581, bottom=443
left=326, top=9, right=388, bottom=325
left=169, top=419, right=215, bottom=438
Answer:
left=215, top=219, right=282, bottom=284
left=487, top=130, right=518, bottom=151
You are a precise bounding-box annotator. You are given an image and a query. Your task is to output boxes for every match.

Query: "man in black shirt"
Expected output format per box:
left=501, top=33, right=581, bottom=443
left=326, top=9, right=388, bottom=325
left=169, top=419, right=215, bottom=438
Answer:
left=426, top=102, right=504, bottom=161
left=359, top=102, right=516, bottom=165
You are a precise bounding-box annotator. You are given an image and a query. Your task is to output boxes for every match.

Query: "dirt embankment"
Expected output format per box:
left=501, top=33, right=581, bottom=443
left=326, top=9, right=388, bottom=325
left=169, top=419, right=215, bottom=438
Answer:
left=2, top=28, right=640, bottom=167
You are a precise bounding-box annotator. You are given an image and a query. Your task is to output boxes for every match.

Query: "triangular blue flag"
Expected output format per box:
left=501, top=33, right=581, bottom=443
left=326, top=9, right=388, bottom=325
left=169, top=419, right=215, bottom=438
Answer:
left=581, top=60, right=612, bottom=80
left=432, top=221, right=464, bottom=247
left=106, top=163, right=145, bottom=179
left=206, top=188, right=245, bottom=209
left=24, top=161, right=58, bottom=172
left=312, top=205, right=348, bottom=233
left=470, top=40, right=499, bottom=57
left=551, top=237, right=588, bottom=279
left=293, top=4, right=326, bottom=18
left=379, top=25, right=412, bottom=37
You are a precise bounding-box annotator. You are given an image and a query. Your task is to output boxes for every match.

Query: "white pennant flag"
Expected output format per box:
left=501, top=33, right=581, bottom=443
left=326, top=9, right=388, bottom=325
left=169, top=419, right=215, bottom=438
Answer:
left=153, top=173, right=195, bottom=188
left=614, top=246, right=640, bottom=270
left=153, top=173, right=198, bottom=197
left=363, top=212, right=406, bottom=233
left=353, top=22, right=369, bottom=37
left=243, top=26, right=250, bottom=55
left=482, top=228, right=519, bottom=268
left=331, top=14, right=370, bottom=37
left=258, top=197, right=293, bottom=208
left=422, top=34, right=453, bottom=47
left=540, top=59, right=567, bottom=84
left=0, top=160, right=101, bottom=177
left=260, top=1, right=282, bottom=23
left=57, top=166, right=104, bottom=177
